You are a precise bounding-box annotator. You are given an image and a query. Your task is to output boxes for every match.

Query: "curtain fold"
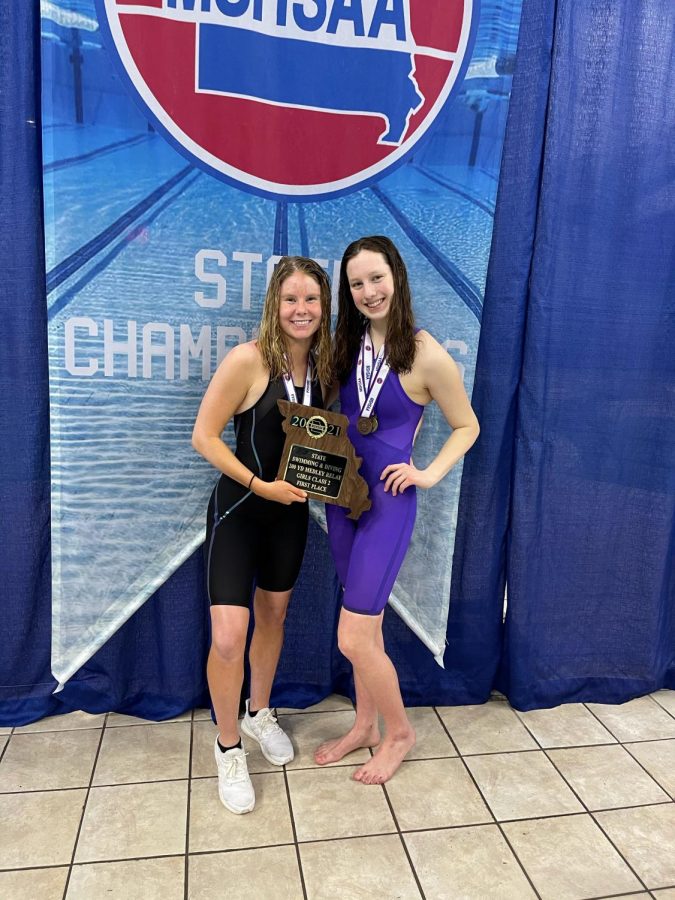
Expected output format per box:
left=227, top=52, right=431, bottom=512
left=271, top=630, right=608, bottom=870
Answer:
left=0, top=0, right=59, bottom=723
left=447, top=0, right=557, bottom=698
left=492, top=0, right=675, bottom=707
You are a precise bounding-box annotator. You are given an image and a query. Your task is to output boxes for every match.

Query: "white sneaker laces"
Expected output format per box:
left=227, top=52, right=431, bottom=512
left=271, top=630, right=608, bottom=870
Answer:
left=256, top=709, right=282, bottom=737
left=223, top=751, right=248, bottom=781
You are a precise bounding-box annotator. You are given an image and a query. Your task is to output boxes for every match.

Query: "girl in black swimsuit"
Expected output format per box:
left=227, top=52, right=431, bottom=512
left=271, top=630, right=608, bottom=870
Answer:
left=193, top=257, right=332, bottom=815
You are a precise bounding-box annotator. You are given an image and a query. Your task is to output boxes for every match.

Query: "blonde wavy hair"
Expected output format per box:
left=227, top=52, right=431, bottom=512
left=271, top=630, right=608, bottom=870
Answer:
left=257, top=256, right=333, bottom=386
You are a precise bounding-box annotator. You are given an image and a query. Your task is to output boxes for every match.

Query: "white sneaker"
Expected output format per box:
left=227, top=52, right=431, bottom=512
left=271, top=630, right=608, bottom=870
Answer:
left=214, top=740, right=255, bottom=814
left=241, top=700, right=294, bottom=766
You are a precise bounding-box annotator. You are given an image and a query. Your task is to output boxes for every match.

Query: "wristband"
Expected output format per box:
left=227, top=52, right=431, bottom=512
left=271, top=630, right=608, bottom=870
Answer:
left=247, top=473, right=256, bottom=490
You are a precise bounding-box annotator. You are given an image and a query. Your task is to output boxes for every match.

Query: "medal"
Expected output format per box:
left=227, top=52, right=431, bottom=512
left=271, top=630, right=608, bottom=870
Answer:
left=356, top=416, right=377, bottom=435
left=356, top=329, right=389, bottom=435
left=356, top=415, right=378, bottom=435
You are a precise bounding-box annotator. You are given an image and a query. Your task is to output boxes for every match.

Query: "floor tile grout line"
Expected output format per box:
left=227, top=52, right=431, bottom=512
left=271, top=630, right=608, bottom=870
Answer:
left=582, top=891, right=656, bottom=899
left=6, top=817, right=675, bottom=875
left=620, top=742, right=675, bottom=801
left=583, top=701, right=675, bottom=814
left=590, top=801, right=674, bottom=895
left=539, top=745, right=671, bottom=812
left=12, top=718, right=192, bottom=735
left=60, top=716, right=109, bottom=900
left=651, top=694, right=675, bottom=722
left=184, top=710, right=195, bottom=900
left=514, top=706, right=617, bottom=746
left=460, top=703, right=672, bottom=893
left=541, top=747, right=652, bottom=891
left=583, top=701, right=675, bottom=744
left=379, top=781, right=426, bottom=899
left=0, top=777, right=191, bottom=794
left=1, top=816, right=660, bottom=876
left=538, top=718, right=660, bottom=896
left=431, top=707, right=543, bottom=900
left=0, top=734, right=10, bottom=765
left=282, top=764, right=309, bottom=900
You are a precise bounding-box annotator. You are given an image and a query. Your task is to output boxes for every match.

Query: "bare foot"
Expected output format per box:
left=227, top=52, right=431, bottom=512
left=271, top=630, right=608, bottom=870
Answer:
left=353, top=730, right=415, bottom=784
left=314, top=724, right=381, bottom=765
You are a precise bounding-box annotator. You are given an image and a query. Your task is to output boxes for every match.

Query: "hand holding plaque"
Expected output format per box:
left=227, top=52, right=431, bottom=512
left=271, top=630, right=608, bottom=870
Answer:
left=277, top=400, right=371, bottom=520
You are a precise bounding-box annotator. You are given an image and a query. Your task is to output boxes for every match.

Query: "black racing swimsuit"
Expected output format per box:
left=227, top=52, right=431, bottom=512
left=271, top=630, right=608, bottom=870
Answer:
left=205, top=376, right=323, bottom=605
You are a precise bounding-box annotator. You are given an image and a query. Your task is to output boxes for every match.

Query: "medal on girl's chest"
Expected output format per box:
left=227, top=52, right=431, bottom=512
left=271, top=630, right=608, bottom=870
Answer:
left=355, top=330, right=389, bottom=436
left=356, top=414, right=378, bottom=435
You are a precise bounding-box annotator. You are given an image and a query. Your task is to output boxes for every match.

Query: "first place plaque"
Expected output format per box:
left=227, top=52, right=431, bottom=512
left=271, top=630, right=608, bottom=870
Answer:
left=277, top=401, right=371, bottom=520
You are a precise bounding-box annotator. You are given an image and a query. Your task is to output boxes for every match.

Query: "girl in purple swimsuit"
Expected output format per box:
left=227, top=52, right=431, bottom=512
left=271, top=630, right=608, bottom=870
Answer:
left=316, top=236, right=480, bottom=784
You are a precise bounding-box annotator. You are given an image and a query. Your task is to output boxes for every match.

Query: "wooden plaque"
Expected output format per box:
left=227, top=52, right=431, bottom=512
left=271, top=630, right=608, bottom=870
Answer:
left=277, top=400, right=371, bottom=520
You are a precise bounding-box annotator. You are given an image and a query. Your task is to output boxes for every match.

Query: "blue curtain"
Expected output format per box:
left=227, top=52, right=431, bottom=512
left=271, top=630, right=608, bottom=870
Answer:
left=0, top=0, right=55, bottom=723
left=453, top=0, right=675, bottom=709
left=2, top=0, right=674, bottom=724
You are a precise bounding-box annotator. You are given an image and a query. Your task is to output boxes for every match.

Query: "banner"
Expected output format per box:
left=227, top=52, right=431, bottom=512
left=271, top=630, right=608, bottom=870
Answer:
left=41, top=0, right=522, bottom=686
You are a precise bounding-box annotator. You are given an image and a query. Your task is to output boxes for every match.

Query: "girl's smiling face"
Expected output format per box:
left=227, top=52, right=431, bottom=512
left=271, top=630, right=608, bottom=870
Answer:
left=277, top=272, right=322, bottom=342
left=346, top=250, right=395, bottom=323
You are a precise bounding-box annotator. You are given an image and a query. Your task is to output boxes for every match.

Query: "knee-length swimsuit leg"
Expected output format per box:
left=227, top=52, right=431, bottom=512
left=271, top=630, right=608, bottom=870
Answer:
left=205, top=375, right=322, bottom=606
left=327, top=364, right=424, bottom=615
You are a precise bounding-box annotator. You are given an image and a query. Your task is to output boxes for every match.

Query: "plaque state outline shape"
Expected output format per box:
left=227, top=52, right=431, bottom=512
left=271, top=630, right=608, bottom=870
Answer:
left=277, top=400, right=371, bottom=520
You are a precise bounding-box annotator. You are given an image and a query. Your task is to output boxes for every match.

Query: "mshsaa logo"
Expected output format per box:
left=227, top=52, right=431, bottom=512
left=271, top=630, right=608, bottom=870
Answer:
left=98, top=1, right=475, bottom=199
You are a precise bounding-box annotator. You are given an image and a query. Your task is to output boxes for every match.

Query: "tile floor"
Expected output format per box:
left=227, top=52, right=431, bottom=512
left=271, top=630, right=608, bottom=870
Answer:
left=1, top=692, right=675, bottom=899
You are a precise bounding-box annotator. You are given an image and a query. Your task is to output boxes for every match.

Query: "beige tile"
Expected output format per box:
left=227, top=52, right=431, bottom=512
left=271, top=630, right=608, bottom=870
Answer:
left=75, top=780, right=188, bottom=862
left=189, top=772, right=292, bottom=852
left=548, top=744, right=669, bottom=810
left=106, top=710, right=192, bottom=726
left=0, top=729, right=100, bottom=791
left=14, top=710, right=105, bottom=733
left=466, top=751, right=582, bottom=821
left=404, top=707, right=457, bottom=759
left=0, top=789, right=85, bottom=868
left=517, top=703, right=616, bottom=748
left=0, top=867, right=69, bottom=899
left=405, top=824, right=536, bottom=899
left=67, top=856, right=184, bottom=899
left=0, top=735, right=7, bottom=753
left=192, top=707, right=212, bottom=720
left=385, top=758, right=491, bottom=830
left=626, top=741, right=675, bottom=799
left=93, top=721, right=190, bottom=785
left=652, top=690, right=675, bottom=717
left=503, top=814, right=641, bottom=900
left=0, top=727, right=11, bottom=736
left=653, top=890, right=675, bottom=899
left=301, top=834, right=420, bottom=900
left=287, top=766, right=395, bottom=841
left=282, top=710, right=370, bottom=769
left=276, top=693, right=353, bottom=715
left=587, top=697, right=675, bottom=742
left=437, top=701, right=537, bottom=754
left=191, top=719, right=276, bottom=777
left=191, top=720, right=217, bottom=777
left=595, top=803, right=675, bottom=888
left=188, top=846, right=303, bottom=900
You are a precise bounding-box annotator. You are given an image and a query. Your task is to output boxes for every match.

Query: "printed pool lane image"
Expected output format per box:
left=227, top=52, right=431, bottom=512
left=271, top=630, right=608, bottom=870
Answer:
left=42, top=0, right=521, bottom=685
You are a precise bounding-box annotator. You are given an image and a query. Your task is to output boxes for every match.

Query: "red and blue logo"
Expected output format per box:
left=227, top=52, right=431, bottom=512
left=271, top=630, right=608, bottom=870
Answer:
left=97, top=1, right=476, bottom=199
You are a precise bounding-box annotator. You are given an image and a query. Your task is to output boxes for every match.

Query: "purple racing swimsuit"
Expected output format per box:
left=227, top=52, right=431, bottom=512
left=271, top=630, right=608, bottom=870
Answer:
left=326, top=362, right=424, bottom=616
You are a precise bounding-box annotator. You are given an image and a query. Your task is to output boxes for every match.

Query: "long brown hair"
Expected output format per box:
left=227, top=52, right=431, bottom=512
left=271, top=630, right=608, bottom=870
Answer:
left=257, top=256, right=333, bottom=386
left=333, top=236, right=417, bottom=383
